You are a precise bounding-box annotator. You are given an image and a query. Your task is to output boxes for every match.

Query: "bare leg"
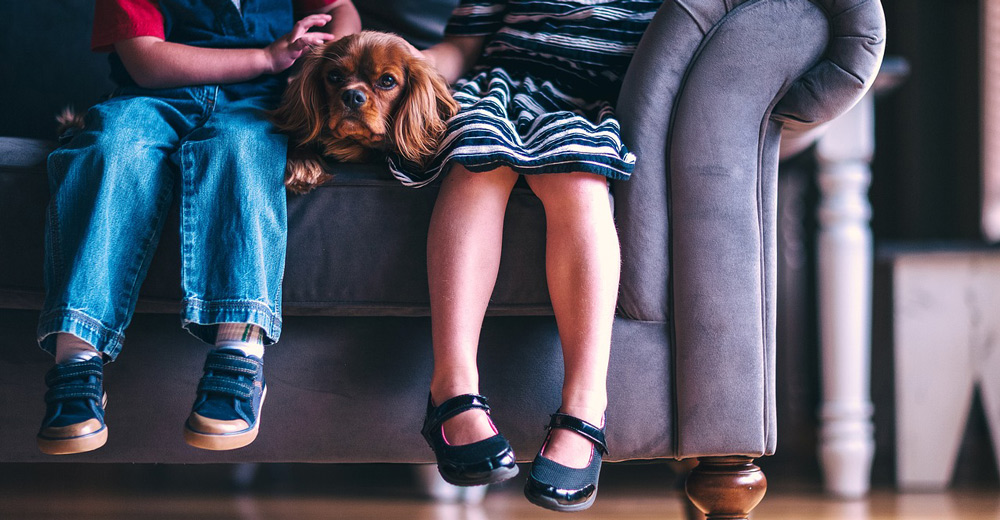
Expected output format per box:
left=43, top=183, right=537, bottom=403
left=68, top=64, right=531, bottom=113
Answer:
left=427, top=165, right=519, bottom=445
left=524, top=172, right=620, bottom=468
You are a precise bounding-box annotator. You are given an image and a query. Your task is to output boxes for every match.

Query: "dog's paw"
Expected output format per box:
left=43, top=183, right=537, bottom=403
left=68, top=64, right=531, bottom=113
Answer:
left=284, top=155, right=332, bottom=194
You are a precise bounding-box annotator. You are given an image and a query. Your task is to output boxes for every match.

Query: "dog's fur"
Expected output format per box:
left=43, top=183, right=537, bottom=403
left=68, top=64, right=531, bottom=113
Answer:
left=56, top=106, right=86, bottom=137
left=271, top=31, right=459, bottom=194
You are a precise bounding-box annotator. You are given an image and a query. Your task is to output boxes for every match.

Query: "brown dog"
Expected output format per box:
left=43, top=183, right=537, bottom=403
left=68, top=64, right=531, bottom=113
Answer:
left=271, top=31, right=459, bottom=194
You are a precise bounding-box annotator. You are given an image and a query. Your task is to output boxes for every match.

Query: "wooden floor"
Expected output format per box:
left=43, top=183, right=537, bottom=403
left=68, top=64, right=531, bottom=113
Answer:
left=1, top=463, right=998, bottom=519
left=7, top=491, right=1000, bottom=520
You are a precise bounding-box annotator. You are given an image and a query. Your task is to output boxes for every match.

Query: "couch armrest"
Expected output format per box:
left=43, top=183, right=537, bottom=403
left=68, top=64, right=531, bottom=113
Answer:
left=0, top=137, right=56, bottom=170
left=613, top=0, right=885, bottom=458
left=773, top=0, right=886, bottom=142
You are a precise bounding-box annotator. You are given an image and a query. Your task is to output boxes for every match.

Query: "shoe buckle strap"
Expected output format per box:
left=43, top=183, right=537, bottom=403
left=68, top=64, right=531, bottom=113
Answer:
left=198, top=376, right=254, bottom=400
left=204, top=359, right=259, bottom=376
left=424, top=393, right=491, bottom=432
left=44, top=382, right=102, bottom=404
left=547, top=413, right=609, bottom=456
left=45, top=366, right=102, bottom=386
left=205, top=351, right=260, bottom=372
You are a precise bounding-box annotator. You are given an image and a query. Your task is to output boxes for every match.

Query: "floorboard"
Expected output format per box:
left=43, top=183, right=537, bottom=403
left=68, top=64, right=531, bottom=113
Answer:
left=1, top=462, right=997, bottom=519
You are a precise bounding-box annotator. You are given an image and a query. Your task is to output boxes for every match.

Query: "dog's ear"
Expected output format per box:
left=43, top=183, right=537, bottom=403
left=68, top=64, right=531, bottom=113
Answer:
left=392, top=57, right=460, bottom=168
left=271, top=47, right=328, bottom=145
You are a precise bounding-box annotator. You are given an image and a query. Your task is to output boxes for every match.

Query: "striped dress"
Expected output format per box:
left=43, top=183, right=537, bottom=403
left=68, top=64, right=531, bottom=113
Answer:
left=388, top=0, right=662, bottom=187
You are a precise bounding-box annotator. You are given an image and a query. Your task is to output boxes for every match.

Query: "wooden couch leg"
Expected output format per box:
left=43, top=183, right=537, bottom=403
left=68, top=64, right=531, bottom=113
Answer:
left=685, top=456, right=767, bottom=520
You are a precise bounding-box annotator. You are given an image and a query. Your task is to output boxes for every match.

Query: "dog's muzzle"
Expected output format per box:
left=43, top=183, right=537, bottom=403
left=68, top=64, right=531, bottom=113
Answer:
left=342, top=89, right=367, bottom=110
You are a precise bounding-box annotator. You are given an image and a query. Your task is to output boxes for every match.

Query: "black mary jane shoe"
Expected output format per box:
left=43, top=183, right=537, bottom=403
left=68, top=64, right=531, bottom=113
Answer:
left=421, top=393, right=519, bottom=486
left=524, top=412, right=609, bottom=512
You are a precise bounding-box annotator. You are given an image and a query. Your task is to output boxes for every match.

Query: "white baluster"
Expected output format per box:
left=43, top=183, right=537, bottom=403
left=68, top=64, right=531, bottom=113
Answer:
left=982, top=0, right=1000, bottom=241
left=814, top=93, right=876, bottom=498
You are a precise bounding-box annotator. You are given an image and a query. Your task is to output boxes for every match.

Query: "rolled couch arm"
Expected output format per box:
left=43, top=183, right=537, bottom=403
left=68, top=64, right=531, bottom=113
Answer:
left=613, top=0, right=885, bottom=458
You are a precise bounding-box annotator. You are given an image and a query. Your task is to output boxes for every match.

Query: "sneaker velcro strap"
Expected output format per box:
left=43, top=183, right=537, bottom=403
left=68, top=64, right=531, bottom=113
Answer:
left=424, top=393, right=491, bottom=432
left=548, top=413, right=609, bottom=456
left=44, top=382, right=102, bottom=404
left=45, top=365, right=102, bottom=387
left=204, top=351, right=260, bottom=376
left=198, top=375, right=254, bottom=400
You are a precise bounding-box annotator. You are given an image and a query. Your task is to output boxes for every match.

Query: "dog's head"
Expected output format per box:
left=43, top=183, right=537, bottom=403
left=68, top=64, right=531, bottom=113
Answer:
left=272, top=31, right=459, bottom=168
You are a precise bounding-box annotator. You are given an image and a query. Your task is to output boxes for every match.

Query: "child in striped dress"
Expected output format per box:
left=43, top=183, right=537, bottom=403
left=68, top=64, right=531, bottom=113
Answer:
left=409, top=0, right=661, bottom=512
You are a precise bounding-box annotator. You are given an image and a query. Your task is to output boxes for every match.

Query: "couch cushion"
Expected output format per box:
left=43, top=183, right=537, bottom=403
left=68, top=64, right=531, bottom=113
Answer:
left=282, top=163, right=552, bottom=316
left=0, top=136, right=552, bottom=316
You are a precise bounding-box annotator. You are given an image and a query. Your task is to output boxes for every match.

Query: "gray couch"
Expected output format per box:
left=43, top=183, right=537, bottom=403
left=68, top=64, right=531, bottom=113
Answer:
left=0, top=0, right=885, bottom=516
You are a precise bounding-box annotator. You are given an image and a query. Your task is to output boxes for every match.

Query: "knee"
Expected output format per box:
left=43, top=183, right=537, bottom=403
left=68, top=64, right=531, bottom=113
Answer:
left=207, top=106, right=285, bottom=157
left=203, top=123, right=287, bottom=183
left=48, top=126, right=165, bottom=189
left=51, top=97, right=173, bottom=167
left=214, top=122, right=284, bottom=154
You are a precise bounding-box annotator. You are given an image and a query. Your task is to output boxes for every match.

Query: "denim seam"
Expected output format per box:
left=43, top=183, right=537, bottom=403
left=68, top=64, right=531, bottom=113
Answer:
left=179, top=86, right=216, bottom=296
left=179, top=140, right=196, bottom=297
left=46, top=204, right=64, bottom=282
left=273, top=277, right=283, bottom=319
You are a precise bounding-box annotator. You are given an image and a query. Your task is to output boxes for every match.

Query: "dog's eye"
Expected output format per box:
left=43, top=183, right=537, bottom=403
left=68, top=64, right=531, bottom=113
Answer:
left=376, top=74, right=398, bottom=90
left=326, top=70, right=343, bottom=84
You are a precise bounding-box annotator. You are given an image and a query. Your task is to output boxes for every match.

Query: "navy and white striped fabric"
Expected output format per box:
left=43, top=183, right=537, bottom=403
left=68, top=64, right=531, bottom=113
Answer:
left=389, top=0, right=662, bottom=188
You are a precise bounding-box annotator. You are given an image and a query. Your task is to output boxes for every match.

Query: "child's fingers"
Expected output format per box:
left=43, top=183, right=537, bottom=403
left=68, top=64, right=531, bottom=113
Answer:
left=305, top=32, right=337, bottom=43
left=289, top=33, right=335, bottom=54
left=291, top=33, right=335, bottom=50
left=288, top=14, right=333, bottom=41
left=290, top=14, right=333, bottom=40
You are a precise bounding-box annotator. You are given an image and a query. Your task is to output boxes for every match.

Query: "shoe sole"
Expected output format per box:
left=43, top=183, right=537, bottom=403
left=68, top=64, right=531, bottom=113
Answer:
left=524, top=486, right=598, bottom=513
left=37, top=426, right=108, bottom=455
left=183, top=386, right=266, bottom=451
left=440, top=463, right=519, bottom=487
left=37, top=393, right=109, bottom=455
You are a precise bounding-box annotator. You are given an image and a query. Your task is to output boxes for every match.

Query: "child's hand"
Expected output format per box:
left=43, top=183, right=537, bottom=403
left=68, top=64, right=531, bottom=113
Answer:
left=265, top=14, right=338, bottom=74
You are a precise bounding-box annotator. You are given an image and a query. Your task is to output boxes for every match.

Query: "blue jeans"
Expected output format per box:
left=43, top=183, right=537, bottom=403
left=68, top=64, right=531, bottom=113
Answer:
left=39, top=84, right=288, bottom=361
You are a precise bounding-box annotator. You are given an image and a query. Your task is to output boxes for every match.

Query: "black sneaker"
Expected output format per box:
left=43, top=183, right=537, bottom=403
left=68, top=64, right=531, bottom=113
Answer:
left=183, top=349, right=266, bottom=451
left=37, top=357, right=108, bottom=455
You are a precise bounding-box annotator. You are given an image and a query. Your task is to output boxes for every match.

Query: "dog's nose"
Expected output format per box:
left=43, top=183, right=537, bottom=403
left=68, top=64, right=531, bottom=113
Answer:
left=342, top=89, right=367, bottom=110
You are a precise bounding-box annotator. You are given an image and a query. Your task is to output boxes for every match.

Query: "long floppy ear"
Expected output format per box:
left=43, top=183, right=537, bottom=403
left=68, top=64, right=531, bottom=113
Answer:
left=392, top=57, right=460, bottom=169
left=270, top=47, right=328, bottom=146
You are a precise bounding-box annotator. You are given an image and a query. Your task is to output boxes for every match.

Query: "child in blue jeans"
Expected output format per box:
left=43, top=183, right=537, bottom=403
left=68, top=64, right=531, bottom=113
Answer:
left=36, top=0, right=359, bottom=455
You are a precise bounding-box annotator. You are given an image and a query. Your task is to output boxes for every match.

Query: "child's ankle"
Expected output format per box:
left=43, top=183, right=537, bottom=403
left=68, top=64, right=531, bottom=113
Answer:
left=429, top=383, right=480, bottom=406
left=558, top=403, right=606, bottom=427
left=54, top=333, right=100, bottom=365
left=215, top=323, right=265, bottom=359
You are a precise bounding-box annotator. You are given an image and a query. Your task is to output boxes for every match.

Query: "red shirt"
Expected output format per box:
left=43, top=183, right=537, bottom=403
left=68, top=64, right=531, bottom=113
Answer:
left=91, top=0, right=342, bottom=52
